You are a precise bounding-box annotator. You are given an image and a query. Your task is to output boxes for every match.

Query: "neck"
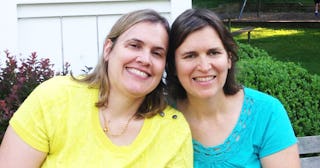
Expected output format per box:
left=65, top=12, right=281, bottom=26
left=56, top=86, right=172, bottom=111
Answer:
left=178, top=89, right=244, bottom=146
left=179, top=92, right=227, bottom=120
left=104, top=89, right=145, bottom=119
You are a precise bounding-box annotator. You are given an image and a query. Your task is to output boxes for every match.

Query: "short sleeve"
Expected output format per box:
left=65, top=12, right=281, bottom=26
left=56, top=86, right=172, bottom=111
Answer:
left=259, top=99, right=297, bottom=158
left=167, top=131, right=193, bottom=167
left=9, top=84, right=50, bottom=152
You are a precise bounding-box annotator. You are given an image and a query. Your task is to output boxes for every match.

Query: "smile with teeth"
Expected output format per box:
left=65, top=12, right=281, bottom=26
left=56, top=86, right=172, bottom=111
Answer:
left=127, top=67, right=149, bottom=78
left=193, top=76, right=215, bottom=82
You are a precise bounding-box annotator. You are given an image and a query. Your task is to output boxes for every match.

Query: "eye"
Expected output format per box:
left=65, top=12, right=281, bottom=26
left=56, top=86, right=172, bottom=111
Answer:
left=151, top=48, right=166, bottom=58
left=152, top=50, right=166, bottom=57
left=152, top=51, right=163, bottom=57
left=208, top=49, right=219, bottom=56
left=126, top=41, right=142, bottom=50
left=129, top=43, right=141, bottom=49
left=183, top=52, right=196, bottom=59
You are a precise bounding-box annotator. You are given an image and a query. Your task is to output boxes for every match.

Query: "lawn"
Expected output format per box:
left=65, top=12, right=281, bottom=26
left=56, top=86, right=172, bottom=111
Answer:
left=193, top=0, right=319, bottom=75
left=193, top=0, right=312, bottom=8
left=233, top=27, right=320, bottom=75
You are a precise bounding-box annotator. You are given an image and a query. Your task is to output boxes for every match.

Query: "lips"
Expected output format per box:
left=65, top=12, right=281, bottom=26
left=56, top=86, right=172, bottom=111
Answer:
left=193, top=75, right=216, bottom=82
left=126, top=67, right=150, bottom=78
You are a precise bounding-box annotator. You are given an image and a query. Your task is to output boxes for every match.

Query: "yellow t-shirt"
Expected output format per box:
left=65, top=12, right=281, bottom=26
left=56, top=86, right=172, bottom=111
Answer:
left=10, top=76, right=193, bottom=167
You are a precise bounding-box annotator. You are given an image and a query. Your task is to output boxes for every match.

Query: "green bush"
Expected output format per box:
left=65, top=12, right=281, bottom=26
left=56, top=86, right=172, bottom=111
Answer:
left=237, top=43, right=270, bottom=59
left=237, top=43, right=320, bottom=136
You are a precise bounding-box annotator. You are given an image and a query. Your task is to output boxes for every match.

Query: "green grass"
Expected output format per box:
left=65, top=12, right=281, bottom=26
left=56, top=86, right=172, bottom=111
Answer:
left=193, top=0, right=312, bottom=8
left=257, top=0, right=311, bottom=3
left=233, top=27, right=320, bottom=75
left=192, top=0, right=318, bottom=74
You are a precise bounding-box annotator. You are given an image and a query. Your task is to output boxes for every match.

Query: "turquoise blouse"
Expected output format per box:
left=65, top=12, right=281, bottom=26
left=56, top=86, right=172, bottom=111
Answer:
left=193, top=87, right=297, bottom=168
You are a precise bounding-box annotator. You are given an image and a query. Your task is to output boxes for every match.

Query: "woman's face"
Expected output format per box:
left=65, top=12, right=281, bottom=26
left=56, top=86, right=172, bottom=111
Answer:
left=174, top=26, right=231, bottom=99
left=104, top=21, right=168, bottom=99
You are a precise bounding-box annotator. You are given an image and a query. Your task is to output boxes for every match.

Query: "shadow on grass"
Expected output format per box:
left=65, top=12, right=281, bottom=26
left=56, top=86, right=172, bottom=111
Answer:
left=235, top=28, right=319, bottom=75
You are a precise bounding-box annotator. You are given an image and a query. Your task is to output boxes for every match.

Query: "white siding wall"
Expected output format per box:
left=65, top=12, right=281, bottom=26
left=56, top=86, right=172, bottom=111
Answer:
left=1, top=0, right=192, bottom=74
left=0, top=1, right=18, bottom=55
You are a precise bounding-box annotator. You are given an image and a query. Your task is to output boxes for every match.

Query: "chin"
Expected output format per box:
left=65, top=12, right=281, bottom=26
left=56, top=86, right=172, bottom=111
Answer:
left=192, top=90, right=218, bottom=99
left=127, top=87, right=152, bottom=96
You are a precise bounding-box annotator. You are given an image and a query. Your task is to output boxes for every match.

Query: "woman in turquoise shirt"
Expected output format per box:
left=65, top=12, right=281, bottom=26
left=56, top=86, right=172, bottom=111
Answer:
left=166, top=8, right=300, bottom=167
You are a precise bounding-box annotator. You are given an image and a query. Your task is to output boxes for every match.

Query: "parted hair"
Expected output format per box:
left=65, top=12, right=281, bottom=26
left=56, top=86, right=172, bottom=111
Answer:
left=73, top=9, right=170, bottom=118
left=165, top=8, right=242, bottom=100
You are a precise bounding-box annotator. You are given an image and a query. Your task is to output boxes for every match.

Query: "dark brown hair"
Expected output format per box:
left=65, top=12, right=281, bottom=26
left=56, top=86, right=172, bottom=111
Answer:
left=165, top=8, right=241, bottom=100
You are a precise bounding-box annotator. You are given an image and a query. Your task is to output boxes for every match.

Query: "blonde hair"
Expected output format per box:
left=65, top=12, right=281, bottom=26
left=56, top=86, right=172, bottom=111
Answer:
left=73, top=9, right=170, bottom=118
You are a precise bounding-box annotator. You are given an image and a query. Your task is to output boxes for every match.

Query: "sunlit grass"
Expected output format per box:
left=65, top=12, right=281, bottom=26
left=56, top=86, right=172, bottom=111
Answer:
left=251, top=28, right=302, bottom=37
left=232, top=28, right=302, bottom=38
left=192, top=0, right=319, bottom=74
left=233, top=27, right=319, bottom=75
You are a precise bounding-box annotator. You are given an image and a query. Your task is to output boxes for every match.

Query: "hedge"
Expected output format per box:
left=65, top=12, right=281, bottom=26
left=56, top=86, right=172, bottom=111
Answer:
left=237, top=43, right=320, bottom=136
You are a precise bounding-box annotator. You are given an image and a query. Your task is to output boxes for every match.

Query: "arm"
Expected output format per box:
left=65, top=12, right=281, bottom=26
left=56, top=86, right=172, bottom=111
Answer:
left=261, top=144, right=301, bottom=168
left=257, top=97, right=300, bottom=168
left=0, top=126, right=47, bottom=168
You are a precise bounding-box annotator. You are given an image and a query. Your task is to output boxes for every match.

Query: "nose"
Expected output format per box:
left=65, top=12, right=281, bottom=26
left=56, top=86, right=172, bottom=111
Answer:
left=197, top=56, right=211, bottom=72
left=136, top=50, right=151, bottom=65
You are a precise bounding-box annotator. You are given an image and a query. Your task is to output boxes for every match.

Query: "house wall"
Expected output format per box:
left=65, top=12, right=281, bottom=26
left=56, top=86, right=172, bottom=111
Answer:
left=0, top=0, right=191, bottom=74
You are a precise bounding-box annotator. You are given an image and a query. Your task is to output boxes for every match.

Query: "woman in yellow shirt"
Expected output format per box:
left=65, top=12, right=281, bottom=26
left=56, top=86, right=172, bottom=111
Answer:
left=0, top=9, right=192, bottom=167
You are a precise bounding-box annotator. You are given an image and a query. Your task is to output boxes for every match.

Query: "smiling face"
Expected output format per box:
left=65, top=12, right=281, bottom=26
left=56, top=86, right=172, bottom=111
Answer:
left=104, top=21, right=168, bottom=99
left=175, top=26, right=231, bottom=99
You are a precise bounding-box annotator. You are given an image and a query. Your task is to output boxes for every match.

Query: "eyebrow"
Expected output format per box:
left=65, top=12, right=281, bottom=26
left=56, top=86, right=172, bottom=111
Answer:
left=208, top=47, right=223, bottom=52
left=178, top=47, right=223, bottom=56
left=125, top=38, right=143, bottom=44
left=126, top=38, right=167, bottom=52
left=181, top=51, right=196, bottom=56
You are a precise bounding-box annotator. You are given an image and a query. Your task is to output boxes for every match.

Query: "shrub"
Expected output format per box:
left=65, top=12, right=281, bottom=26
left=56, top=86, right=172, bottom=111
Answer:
left=0, top=51, right=55, bottom=139
left=237, top=42, right=270, bottom=59
left=237, top=44, right=320, bottom=136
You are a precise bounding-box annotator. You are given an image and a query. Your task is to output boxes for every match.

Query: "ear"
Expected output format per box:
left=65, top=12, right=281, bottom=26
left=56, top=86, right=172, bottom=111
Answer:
left=103, top=39, right=113, bottom=61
